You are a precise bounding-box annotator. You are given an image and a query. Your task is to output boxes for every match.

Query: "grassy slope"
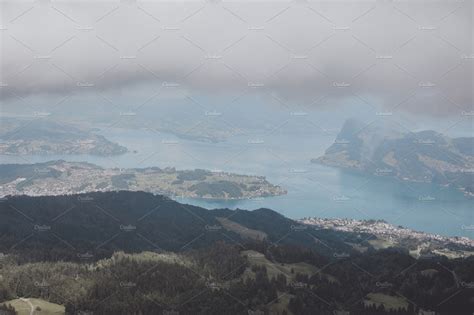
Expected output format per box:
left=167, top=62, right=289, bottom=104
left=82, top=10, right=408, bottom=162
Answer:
left=1, top=298, right=64, bottom=315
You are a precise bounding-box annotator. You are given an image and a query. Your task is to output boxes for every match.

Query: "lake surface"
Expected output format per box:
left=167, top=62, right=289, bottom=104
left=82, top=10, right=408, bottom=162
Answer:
left=2, top=127, right=472, bottom=238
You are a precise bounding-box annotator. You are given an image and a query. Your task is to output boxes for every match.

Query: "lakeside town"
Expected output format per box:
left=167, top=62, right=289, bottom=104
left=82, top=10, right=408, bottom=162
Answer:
left=0, top=160, right=287, bottom=200
left=300, top=217, right=474, bottom=258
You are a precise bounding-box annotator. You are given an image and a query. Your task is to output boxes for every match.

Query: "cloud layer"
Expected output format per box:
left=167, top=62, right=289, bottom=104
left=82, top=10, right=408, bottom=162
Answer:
left=1, top=0, right=472, bottom=116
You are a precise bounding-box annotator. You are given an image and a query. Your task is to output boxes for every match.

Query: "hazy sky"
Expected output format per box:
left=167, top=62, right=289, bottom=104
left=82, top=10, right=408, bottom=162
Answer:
left=1, top=0, right=472, bottom=119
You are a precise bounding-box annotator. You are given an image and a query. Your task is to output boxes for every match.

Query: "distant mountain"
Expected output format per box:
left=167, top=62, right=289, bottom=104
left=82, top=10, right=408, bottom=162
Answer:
left=313, top=119, right=474, bottom=196
left=0, top=118, right=127, bottom=155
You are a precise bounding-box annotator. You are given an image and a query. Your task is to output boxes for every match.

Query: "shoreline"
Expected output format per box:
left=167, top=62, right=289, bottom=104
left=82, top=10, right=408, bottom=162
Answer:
left=300, top=217, right=474, bottom=250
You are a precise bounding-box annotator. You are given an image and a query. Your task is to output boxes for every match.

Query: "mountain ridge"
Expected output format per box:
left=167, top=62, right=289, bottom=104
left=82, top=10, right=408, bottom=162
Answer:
left=0, top=118, right=127, bottom=156
left=313, top=119, right=474, bottom=196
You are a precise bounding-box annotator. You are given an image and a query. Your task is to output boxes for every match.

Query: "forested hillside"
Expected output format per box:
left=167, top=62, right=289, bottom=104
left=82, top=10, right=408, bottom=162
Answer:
left=0, top=192, right=473, bottom=314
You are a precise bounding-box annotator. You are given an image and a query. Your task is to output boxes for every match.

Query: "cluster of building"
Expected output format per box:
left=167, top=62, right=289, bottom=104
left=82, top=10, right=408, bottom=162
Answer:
left=300, top=217, right=474, bottom=248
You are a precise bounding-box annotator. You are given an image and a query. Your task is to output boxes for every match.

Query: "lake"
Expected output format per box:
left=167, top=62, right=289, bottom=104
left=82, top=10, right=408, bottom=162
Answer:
left=1, top=126, right=472, bottom=238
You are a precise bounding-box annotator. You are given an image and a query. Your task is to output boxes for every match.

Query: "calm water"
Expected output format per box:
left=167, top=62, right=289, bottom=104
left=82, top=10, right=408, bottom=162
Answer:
left=2, top=127, right=472, bottom=238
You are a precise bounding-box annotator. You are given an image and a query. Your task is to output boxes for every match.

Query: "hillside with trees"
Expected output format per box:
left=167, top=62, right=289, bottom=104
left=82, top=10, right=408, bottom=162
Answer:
left=0, top=192, right=473, bottom=314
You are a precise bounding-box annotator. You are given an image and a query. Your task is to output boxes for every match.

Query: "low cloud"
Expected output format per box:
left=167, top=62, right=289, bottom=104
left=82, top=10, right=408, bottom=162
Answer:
left=1, top=0, right=472, bottom=116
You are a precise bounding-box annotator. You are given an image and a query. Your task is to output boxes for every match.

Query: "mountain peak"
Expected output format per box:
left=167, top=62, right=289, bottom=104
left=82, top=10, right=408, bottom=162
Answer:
left=314, top=120, right=474, bottom=195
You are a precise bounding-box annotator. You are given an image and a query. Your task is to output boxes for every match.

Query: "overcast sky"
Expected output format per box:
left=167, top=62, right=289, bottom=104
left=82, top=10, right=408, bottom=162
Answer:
left=1, top=0, right=472, bottom=118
